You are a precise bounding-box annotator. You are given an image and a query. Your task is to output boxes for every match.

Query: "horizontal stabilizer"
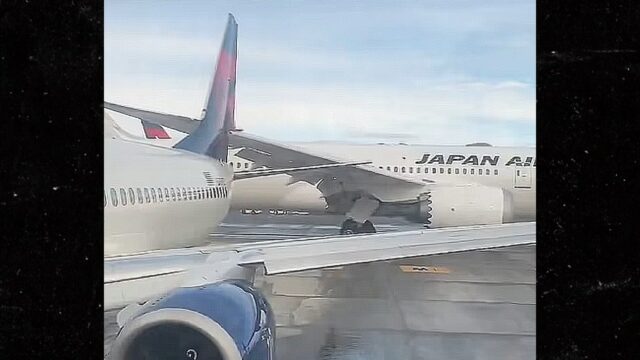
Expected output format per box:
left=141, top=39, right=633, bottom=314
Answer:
left=104, top=102, right=199, bottom=133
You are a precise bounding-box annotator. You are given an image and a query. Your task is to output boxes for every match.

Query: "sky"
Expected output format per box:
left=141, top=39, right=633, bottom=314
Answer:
left=105, top=0, right=535, bottom=146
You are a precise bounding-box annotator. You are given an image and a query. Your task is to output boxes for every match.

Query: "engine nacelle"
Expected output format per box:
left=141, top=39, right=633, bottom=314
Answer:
left=109, top=280, right=275, bottom=360
left=417, top=185, right=514, bottom=227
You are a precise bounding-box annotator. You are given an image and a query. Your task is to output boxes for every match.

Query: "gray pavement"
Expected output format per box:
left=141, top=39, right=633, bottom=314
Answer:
left=105, top=212, right=535, bottom=359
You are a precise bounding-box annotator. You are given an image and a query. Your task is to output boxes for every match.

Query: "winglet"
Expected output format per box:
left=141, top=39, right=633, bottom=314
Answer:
left=173, top=14, right=238, bottom=161
left=141, top=120, right=172, bottom=139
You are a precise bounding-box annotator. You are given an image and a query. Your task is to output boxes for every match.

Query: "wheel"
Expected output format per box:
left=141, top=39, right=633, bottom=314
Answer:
left=340, top=218, right=359, bottom=235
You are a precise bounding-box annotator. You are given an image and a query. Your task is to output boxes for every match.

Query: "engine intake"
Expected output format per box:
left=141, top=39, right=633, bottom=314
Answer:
left=109, top=280, right=275, bottom=360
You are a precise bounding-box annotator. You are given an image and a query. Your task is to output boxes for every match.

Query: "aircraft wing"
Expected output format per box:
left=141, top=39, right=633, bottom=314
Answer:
left=232, top=161, right=371, bottom=180
left=104, top=102, right=200, bottom=133
left=236, top=222, right=535, bottom=275
left=104, top=101, right=428, bottom=201
left=230, top=132, right=428, bottom=202
left=104, top=222, right=535, bottom=310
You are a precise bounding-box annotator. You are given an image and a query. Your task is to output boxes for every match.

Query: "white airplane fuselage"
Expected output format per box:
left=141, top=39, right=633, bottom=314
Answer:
left=229, top=143, right=536, bottom=221
left=104, top=138, right=233, bottom=257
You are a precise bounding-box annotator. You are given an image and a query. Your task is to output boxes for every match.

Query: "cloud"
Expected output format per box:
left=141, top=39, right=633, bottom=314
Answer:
left=105, top=0, right=535, bottom=147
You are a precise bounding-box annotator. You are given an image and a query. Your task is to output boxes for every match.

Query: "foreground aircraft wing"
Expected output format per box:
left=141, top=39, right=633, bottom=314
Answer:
left=236, top=222, right=535, bottom=275
left=104, top=222, right=535, bottom=310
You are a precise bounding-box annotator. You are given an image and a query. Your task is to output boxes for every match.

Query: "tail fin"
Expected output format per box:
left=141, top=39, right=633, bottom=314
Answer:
left=173, top=14, right=238, bottom=161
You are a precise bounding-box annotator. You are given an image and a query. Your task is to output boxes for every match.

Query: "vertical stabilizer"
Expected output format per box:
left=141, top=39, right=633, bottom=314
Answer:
left=173, top=14, right=238, bottom=161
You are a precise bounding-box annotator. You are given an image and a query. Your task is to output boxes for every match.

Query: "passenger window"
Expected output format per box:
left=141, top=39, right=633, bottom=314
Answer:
left=447, top=168, right=451, bottom=174
left=182, top=188, right=187, bottom=200
left=151, top=188, right=157, bottom=202
left=401, top=167, right=406, bottom=173
left=171, top=188, right=176, bottom=201
left=494, top=169, right=498, bottom=175
left=517, top=170, right=520, bottom=176
left=157, top=188, right=163, bottom=202
left=164, top=188, right=170, bottom=201
left=417, top=167, right=421, bottom=173
left=187, top=188, right=192, bottom=200
left=471, top=169, right=475, bottom=175
left=455, top=168, right=459, bottom=174
left=110, top=188, right=118, bottom=207
left=245, top=162, right=249, bottom=169
left=486, top=169, right=490, bottom=175
left=394, top=166, right=398, bottom=172
left=431, top=168, right=435, bottom=173
left=230, top=162, right=233, bottom=168
left=463, top=168, right=467, bottom=175
left=386, top=166, right=391, bottom=171
left=104, top=191, right=107, bottom=207
left=144, top=188, right=150, bottom=203
left=128, top=188, right=135, bottom=204
left=137, top=188, right=143, bottom=203
left=120, top=188, right=127, bottom=206
left=237, top=162, right=241, bottom=169
left=439, top=168, right=444, bottom=174
left=409, top=167, right=413, bottom=173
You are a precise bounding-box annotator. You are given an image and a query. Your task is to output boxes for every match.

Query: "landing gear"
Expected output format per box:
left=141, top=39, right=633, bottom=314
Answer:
left=339, top=218, right=377, bottom=235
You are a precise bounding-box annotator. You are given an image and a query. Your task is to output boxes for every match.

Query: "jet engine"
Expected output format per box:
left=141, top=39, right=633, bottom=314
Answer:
left=375, top=185, right=513, bottom=227
left=109, top=280, right=275, bottom=360
left=417, top=185, right=514, bottom=227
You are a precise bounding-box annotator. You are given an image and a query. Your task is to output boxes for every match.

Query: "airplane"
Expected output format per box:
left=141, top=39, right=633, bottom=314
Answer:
left=104, top=14, right=535, bottom=360
left=111, top=117, right=535, bottom=226
left=105, top=115, right=536, bottom=235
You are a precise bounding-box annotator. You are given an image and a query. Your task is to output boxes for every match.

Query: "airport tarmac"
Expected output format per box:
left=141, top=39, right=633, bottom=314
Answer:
left=104, top=212, right=535, bottom=359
